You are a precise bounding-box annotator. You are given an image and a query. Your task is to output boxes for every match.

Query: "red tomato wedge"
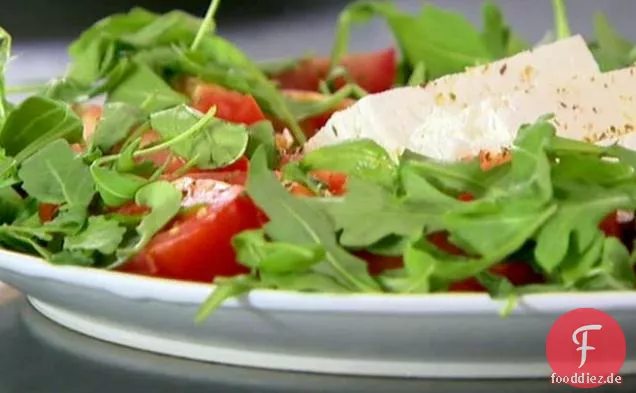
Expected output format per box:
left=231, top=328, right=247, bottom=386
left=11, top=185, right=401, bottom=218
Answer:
left=449, top=262, right=545, bottom=292
left=190, top=83, right=266, bottom=125
left=118, top=178, right=262, bottom=283
left=270, top=48, right=397, bottom=94
left=310, top=170, right=348, bottom=196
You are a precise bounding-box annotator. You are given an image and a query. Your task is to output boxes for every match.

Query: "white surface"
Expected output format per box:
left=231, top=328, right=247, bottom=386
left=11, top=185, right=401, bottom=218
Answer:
left=1, top=248, right=635, bottom=378
left=307, top=36, right=601, bottom=160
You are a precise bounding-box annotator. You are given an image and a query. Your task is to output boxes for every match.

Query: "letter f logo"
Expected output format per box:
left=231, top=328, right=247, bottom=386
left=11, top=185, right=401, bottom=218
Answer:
left=572, top=324, right=603, bottom=368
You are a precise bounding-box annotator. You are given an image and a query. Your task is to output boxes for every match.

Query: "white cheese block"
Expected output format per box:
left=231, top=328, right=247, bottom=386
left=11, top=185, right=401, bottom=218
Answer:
left=305, top=35, right=600, bottom=158
left=407, top=67, right=636, bottom=161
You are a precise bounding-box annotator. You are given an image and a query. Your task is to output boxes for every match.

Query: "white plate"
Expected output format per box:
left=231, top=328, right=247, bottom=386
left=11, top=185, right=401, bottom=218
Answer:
left=1, top=248, right=635, bottom=379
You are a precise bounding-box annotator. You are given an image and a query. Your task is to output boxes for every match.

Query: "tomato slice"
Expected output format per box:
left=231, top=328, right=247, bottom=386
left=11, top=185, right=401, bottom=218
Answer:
left=75, top=104, right=102, bottom=145
left=449, top=262, right=545, bottom=292
left=190, top=83, right=266, bottom=125
left=118, top=178, right=262, bottom=283
left=270, top=48, right=397, bottom=94
left=599, top=212, right=622, bottom=238
left=357, top=252, right=403, bottom=276
left=310, top=170, right=347, bottom=196
left=38, top=204, right=59, bottom=223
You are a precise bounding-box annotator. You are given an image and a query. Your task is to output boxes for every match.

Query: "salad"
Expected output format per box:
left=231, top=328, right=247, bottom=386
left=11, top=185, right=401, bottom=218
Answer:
left=1, top=0, right=636, bottom=320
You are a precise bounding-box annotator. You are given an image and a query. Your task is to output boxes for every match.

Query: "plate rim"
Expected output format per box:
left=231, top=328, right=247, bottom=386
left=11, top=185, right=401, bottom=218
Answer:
left=2, top=248, right=636, bottom=315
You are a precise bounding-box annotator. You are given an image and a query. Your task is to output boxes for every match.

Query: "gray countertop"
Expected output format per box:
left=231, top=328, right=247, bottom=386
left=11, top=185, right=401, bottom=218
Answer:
left=1, top=285, right=633, bottom=393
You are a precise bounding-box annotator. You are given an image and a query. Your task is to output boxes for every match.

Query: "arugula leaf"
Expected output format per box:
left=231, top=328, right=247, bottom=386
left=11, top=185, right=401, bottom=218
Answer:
left=246, top=120, right=278, bottom=169
left=246, top=147, right=380, bottom=292
left=300, top=139, right=397, bottom=188
left=399, top=153, right=505, bottom=196
left=558, top=232, right=604, bottom=286
left=0, top=186, right=24, bottom=224
left=195, top=275, right=259, bottom=323
left=406, top=62, right=426, bottom=86
left=50, top=250, right=96, bottom=266
left=90, top=164, right=147, bottom=207
left=107, top=63, right=187, bottom=112
left=578, top=237, right=636, bottom=290
left=0, top=96, right=83, bottom=163
left=481, top=1, right=508, bottom=59
left=481, top=1, right=529, bottom=58
left=591, top=12, right=634, bottom=71
left=332, top=2, right=492, bottom=80
left=64, top=216, right=126, bottom=254
left=445, top=201, right=557, bottom=260
left=285, top=86, right=357, bottom=121
left=18, top=139, right=95, bottom=207
left=0, top=28, right=11, bottom=129
left=117, top=180, right=182, bottom=256
left=260, top=272, right=349, bottom=293
left=475, top=127, right=550, bottom=209
left=324, top=178, right=440, bottom=248
left=552, top=154, right=633, bottom=187
left=534, top=184, right=636, bottom=274
left=91, top=103, right=146, bottom=151
left=552, top=0, right=571, bottom=40
left=44, top=205, right=88, bottom=235
left=150, top=104, right=248, bottom=169
left=232, top=229, right=325, bottom=274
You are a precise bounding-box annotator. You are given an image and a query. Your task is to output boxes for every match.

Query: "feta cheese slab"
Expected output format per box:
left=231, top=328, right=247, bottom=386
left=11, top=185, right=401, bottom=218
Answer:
left=305, top=35, right=600, bottom=158
left=407, top=67, right=636, bottom=161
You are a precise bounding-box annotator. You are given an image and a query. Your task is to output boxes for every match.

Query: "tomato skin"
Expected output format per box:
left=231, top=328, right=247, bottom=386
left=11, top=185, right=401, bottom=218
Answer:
left=357, top=252, right=403, bottom=276
left=271, top=48, right=397, bottom=94
left=599, top=212, right=622, bottom=238
left=118, top=179, right=262, bottom=283
left=449, top=262, right=544, bottom=292
left=75, top=104, right=102, bottom=144
left=38, top=204, right=59, bottom=223
left=191, top=83, right=266, bottom=125
left=310, top=170, right=348, bottom=196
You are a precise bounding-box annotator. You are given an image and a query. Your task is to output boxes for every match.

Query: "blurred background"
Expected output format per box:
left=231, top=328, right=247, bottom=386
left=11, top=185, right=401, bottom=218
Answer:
left=2, top=0, right=636, bottom=85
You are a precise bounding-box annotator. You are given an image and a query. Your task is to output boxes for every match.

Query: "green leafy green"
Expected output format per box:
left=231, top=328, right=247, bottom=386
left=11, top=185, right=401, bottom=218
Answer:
left=0, top=28, right=11, bottom=129
left=18, top=139, right=95, bottom=207
left=90, top=164, right=147, bottom=207
left=591, top=12, right=634, bottom=71
left=481, top=1, right=529, bottom=58
left=150, top=104, right=248, bottom=169
left=534, top=184, right=636, bottom=274
left=107, top=63, right=187, bottom=112
left=246, top=147, right=380, bottom=292
left=117, top=180, right=181, bottom=257
left=300, top=139, right=397, bottom=188
left=246, top=120, right=278, bottom=169
left=91, top=102, right=146, bottom=151
left=233, top=229, right=325, bottom=274
left=323, top=178, right=439, bottom=248
left=552, top=0, right=571, bottom=40
left=64, top=215, right=126, bottom=254
left=0, top=96, right=83, bottom=163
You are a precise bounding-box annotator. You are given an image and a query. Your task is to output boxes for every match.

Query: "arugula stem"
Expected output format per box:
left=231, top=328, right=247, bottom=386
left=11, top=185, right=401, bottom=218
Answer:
left=191, top=0, right=222, bottom=51
left=96, top=107, right=217, bottom=166
left=6, top=83, right=47, bottom=95
left=552, top=0, right=571, bottom=39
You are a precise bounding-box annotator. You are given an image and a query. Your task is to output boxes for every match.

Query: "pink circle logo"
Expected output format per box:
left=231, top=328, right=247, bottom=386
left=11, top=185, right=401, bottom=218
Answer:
left=546, top=308, right=626, bottom=388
